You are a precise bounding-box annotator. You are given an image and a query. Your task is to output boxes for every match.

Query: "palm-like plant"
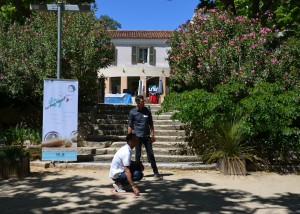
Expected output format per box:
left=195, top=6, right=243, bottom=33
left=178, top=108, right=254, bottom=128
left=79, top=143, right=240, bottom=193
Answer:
left=203, top=114, right=256, bottom=175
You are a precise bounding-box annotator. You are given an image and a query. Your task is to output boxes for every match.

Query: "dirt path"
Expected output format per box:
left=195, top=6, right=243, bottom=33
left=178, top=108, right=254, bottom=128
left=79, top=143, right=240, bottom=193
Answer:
left=0, top=167, right=299, bottom=214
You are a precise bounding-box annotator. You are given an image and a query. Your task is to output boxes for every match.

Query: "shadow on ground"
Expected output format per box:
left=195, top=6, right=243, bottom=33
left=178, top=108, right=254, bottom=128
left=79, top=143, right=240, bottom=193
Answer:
left=0, top=171, right=299, bottom=214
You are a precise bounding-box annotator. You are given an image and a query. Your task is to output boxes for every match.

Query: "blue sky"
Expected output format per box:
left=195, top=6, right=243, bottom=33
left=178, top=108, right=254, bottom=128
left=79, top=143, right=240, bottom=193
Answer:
left=95, top=0, right=199, bottom=30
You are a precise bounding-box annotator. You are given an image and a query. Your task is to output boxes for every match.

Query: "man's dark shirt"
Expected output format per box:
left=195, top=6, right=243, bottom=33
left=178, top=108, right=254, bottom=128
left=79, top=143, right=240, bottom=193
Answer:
left=128, top=106, right=153, bottom=137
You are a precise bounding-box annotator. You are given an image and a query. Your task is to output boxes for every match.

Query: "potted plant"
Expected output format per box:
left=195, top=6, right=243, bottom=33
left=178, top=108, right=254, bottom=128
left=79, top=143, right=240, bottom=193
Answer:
left=0, top=145, right=30, bottom=179
left=202, top=115, right=256, bottom=175
left=0, top=125, right=34, bottom=179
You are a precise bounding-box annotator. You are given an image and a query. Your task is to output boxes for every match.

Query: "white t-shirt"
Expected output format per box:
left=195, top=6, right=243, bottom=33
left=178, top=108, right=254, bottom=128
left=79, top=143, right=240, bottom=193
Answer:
left=109, top=144, right=132, bottom=179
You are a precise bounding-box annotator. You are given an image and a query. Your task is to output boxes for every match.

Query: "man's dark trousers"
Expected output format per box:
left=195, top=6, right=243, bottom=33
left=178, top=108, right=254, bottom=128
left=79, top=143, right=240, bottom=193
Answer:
left=135, top=137, right=158, bottom=174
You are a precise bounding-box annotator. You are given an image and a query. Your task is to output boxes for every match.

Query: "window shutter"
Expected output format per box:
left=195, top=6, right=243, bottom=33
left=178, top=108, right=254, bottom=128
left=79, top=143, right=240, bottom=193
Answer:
left=112, top=48, right=118, bottom=65
left=149, top=46, right=156, bottom=66
left=132, top=46, right=137, bottom=65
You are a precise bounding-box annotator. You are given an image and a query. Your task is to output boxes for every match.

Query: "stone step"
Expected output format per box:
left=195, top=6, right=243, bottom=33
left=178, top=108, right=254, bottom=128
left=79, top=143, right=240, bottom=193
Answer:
left=97, top=104, right=134, bottom=111
left=77, top=147, right=98, bottom=155
left=153, top=124, right=184, bottom=130
left=95, top=129, right=128, bottom=136
left=95, top=110, right=172, bottom=117
left=85, top=135, right=125, bottom=142
left=94, top=114, right=172, bottom=120
left=82, top=141, right=188, bottom=149
left=92, top=154, right=200, bottom=163
left=95, top=114, right=128, bottom=120
left=94, top=124, right=128, bottom=130
left=78, top=146, right=192, bottom=156
left=31, top=161, right=215, bottom=171
left=81, top=141, right=113, bottom=148
left=94, top=129, right=184, bottom=136
left=96, top=119, right=128, bottom=124
left=93, top=124, right=183, bottom=131
left=154, top=130, right=185, bottom=136
left=152, top=111, right=173, bottom=116
left=152, top=115, right=172, bottom=120
left=95, top=119, right=181, bottom=126
left=85, top=135, right=185, bottom=142
left=153, top=120, right=181, bottom=125
left=97, top=109, right=131, bottom=115
left=156, top=135, right=185, bottom=142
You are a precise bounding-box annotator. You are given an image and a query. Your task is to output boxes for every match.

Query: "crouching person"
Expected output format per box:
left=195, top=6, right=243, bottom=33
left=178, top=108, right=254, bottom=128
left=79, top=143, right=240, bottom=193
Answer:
left=109, top=133, right=144, bottom=196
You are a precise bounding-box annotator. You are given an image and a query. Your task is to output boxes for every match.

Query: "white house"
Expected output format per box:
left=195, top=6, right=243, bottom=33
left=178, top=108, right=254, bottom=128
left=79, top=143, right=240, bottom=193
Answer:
left=98, top=30, right=172, bottom=103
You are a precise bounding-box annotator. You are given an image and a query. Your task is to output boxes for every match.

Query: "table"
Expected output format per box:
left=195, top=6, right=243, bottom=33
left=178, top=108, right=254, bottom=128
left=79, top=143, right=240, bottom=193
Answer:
left=104, top=93, right=132, bottom=104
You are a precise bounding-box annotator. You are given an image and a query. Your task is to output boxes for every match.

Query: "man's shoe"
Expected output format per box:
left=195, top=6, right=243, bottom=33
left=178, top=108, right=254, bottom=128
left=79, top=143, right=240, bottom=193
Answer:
left=153, top=173, right=163, bottom=180
left=113, top=182, right=126, bottom=193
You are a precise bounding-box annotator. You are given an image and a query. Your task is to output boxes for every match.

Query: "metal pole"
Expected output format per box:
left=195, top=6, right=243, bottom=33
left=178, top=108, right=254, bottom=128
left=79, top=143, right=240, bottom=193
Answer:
left=57, top=2, right=62, bottom=79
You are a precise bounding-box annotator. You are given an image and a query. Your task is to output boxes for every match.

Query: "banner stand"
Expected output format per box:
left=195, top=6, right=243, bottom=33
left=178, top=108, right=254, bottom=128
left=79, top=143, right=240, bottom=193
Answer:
left=50, top=160, right=69, bottom=168
left=42, top=79, right=78, bottom=162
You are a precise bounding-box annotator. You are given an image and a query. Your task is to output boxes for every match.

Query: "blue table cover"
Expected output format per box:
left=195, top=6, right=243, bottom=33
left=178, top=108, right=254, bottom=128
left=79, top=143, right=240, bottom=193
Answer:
left=104, top=93, right=132, bottom=104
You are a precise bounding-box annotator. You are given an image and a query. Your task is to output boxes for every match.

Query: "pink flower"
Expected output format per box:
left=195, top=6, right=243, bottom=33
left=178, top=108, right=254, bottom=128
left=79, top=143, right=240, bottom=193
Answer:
left=251, top=70, right=255, bottom=73
left=271, top=57, right=278, bottom=63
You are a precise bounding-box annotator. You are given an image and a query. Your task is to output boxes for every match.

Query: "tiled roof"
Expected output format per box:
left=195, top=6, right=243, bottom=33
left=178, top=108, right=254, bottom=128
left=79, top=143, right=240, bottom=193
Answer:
left=108, top=30, right=173, bottom=39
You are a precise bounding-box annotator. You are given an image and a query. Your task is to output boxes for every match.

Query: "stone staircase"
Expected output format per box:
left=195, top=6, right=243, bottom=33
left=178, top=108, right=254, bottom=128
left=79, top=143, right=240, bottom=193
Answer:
left=78, top=104, right=199, bottom=163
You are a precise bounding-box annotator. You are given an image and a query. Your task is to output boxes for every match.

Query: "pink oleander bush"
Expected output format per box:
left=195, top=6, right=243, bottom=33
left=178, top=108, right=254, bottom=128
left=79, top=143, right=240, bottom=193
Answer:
left=167, top=8, right=299, bottom=92
left=161, top=8, right=300, bottom=166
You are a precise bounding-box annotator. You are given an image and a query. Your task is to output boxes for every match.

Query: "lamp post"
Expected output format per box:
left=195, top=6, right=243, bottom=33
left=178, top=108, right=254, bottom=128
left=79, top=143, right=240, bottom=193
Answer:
left=30, top=2, right=91, bottom=79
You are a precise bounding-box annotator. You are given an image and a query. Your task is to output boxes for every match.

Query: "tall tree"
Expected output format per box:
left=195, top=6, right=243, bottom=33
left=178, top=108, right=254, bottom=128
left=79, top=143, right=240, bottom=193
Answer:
left=0, top=11, right=114, bottom=105
left=99, top=15, right=121, bottom=30
left=0, top=0, right=95, bottom=24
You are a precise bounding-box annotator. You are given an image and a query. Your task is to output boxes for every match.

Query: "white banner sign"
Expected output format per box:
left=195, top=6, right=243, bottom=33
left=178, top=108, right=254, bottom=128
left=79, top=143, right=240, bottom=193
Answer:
left=42, top=79, right=78, bottom=161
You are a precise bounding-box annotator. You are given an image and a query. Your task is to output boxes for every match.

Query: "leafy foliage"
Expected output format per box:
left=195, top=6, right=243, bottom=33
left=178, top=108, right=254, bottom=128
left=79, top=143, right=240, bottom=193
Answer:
left=163, top=9, right=300, bottom=165
left=0, top=12, right=114, bottom=105
left=199, top=0, right=300, bottom=30
left=0, top=146, right=29, bottom=162
left=0, top=124, right=41, bottom=146
left=161, top=83, right=300, bottom=164
left=99, top=15, right=121, bottom=30
left=0, top=0, right=95, bottom=25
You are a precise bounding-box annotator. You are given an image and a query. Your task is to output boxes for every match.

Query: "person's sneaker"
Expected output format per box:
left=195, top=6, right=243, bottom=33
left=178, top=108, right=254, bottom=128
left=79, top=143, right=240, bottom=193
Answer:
left=153, top=173, right=163, bottom=180
left=113, top=182, right=126, bottom=193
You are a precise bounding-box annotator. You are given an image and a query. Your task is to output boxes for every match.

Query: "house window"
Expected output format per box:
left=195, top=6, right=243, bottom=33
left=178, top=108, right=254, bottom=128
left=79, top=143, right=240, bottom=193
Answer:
left=132, top=46, right=155, bottom=65
left=138, top=48, right=148, bottom=63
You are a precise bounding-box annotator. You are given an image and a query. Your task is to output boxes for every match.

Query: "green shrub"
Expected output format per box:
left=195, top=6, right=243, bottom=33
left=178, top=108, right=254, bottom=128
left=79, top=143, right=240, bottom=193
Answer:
left=0, top=146, right=29, bottom=161
left=161, top=83, right=300, bottom=164
left=0, top=124, right=41, bottom=146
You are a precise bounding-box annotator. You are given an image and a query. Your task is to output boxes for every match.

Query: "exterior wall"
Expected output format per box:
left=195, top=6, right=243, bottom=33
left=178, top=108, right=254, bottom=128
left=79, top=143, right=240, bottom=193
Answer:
left=117, top=46, right=132, bottom=67
left=156, top=46, right=170, bottom=68
left=99, top=38, right=171, bottom=103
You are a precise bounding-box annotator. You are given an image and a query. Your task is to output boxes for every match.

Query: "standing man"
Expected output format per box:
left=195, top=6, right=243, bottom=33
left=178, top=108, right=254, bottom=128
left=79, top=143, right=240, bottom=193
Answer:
left=109, top=133, right=144, bottom=196
left=128, top=95, right=162, bottom=179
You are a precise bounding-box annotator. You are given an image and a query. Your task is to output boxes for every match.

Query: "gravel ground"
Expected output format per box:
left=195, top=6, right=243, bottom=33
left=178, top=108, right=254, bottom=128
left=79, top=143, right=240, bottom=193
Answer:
left=0, top=166, right=299, bottom=214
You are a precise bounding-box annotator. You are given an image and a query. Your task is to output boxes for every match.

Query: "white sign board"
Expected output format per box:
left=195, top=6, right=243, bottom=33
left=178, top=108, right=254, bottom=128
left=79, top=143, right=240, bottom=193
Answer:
left=42, top=79, right=78, bottom=161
